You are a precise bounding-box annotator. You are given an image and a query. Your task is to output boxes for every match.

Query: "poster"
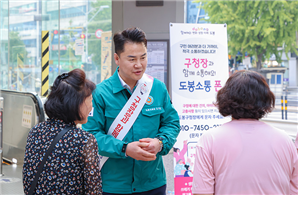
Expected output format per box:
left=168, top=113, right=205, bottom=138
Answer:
left=75, top=39, right=84, bottom=55
left=145, top=41, right=168, bottom=85
left=170, top=23, right=230, bottom=195
left=101, top=31, right=112, bottom=82
left=22, top=105, right=33, bottom=128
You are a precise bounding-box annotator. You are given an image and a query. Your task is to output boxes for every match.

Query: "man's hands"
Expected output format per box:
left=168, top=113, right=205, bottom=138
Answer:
left=125, top=138, right=161, bottom=161
left=125, top=141, right=156, bottom=161
left=139, top=138, right=161, bottom=154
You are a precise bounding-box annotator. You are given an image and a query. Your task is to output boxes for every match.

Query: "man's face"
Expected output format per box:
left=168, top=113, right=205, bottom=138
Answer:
left=114, top=42, right=147, bottom=89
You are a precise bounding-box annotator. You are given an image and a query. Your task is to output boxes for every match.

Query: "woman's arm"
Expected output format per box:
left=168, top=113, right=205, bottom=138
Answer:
left=82, top=135, right=102, bottom=195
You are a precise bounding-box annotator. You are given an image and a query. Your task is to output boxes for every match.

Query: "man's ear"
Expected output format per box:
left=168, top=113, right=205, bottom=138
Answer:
left=114, top=53, right=120, bottom=66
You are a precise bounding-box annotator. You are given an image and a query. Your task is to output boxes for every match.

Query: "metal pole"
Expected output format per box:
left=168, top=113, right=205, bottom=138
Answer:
left=86, top=1, right=88, bottom=63
left=285, top=95, right=287, bottom=120
left=7, top=0, right=10, bottom=89
left=8, top=70, right=11, bottom=89
left=58, top=0, right=61, bottom=75
left=0, top=97, right=4, bottom=176
left=234, top=57, right=236, bottom=71
left=195, top=2, right=202, bottom=24
left=17, top=64, right=19, bottom=91
left=281, top=95, right=284, bottom=119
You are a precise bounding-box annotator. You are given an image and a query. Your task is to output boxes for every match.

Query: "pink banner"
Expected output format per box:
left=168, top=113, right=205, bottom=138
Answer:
left=174, top=177, right=193, bottom=195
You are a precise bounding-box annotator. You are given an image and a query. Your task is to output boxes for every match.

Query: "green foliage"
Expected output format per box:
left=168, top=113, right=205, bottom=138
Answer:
left=87, top=0, right=112, bottom=69
left=8, top=31, right=27, bottom=67
left=194, top=0, right=298, bottom=70
left=60, top=33, right=81, bottom=70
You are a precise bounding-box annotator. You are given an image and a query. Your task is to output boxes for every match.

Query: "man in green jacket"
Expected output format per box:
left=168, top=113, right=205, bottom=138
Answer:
left=82, top=27, right=180, bottom=194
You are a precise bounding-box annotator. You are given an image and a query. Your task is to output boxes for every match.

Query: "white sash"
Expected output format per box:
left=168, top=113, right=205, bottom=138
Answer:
left=99, top=73, right=154, bottom=169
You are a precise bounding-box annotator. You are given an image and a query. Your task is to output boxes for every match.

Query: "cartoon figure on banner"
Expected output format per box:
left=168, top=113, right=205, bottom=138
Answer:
left=174, top=140, right=195, bottom=177
left=174, top=154, right=195, bottom=177
left=186, top=157, right=194, bottom=173
left=174, top=140, right=188, bottom=163
left=184, top=164, right=193, bottom=177
left=174, top=159, right=186, bottom=177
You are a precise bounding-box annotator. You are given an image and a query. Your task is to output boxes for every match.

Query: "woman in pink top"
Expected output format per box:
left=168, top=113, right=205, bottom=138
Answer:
left=295, top=133, right=298, bottom=151
left=192, top=70, right=298, bottom=195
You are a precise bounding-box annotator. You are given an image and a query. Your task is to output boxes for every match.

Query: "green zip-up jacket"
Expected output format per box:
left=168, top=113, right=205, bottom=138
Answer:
left=82, top=68, right=180, bottom=194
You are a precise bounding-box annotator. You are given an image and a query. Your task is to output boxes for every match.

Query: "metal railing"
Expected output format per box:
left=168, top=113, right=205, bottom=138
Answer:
left=0, top=90, right=45, bottom=168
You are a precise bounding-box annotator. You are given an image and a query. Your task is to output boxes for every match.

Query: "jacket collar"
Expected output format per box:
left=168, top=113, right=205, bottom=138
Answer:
left=110, top=67, right=126, bottom=94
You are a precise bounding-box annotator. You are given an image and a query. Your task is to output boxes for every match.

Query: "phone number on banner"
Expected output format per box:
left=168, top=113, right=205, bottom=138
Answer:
left=180, top=124, right=221, bottom=132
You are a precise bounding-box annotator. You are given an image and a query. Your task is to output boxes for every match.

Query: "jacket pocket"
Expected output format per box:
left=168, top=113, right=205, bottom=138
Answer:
left=136, top=106, right=165, bottom=136
left=104, top=109, right=120, bottom=118
left=104, top=109, right=121, bottom=133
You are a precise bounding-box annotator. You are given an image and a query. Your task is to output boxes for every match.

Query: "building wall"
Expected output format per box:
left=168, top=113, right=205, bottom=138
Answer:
left=278, top=51, right=297, bottom=87
left=288, top=56, right=297, bottom=87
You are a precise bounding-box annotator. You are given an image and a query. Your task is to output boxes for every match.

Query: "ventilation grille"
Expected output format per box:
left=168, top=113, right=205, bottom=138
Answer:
left=136, top=1, right=164, bottom=7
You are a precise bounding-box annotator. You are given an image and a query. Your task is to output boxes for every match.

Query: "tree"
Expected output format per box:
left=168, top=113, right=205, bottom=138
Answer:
left=60, top=33, right=81, bottom=70
left=8, top=31, right=27, bottom=67
left=87, top=0, right=112, bottom=69
left=5, top=31, right=28, bottom=90
left=195, top=0, right=298, bottom=70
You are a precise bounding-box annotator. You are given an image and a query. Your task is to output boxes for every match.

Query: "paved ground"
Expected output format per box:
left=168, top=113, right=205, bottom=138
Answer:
left=163, top=151, right=174, bottom=194
left=0, top=157, right=175, bottom=195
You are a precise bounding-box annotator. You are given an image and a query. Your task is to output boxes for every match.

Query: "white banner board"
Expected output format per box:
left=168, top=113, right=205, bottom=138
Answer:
left=170, top=23, right=231, bottom=195
left=75, top=39, right=84, bottom=55
left=101, top=31, right=112, bottom=81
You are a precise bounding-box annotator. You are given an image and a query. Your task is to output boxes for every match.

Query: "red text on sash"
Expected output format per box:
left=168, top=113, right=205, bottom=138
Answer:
left=112, top=96, right=141, bottom=138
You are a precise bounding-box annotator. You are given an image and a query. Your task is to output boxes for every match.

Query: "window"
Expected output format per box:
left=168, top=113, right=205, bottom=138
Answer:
left=271, top=74, right=275, bottom=84
left=1, top=0, right=112, bottom=95
left=276, top=74, right=282, bottom=85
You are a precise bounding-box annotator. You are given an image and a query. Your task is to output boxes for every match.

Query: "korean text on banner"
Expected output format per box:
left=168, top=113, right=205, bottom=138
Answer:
left=169, top=23, right=231, bottom=195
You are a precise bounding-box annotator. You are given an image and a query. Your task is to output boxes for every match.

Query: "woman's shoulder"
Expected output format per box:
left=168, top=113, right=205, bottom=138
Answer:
left=32, top=120, right=49, bottom=129
left=29, top=120, right=52, bottom=136
left=71, top=127, right=96, bottom=142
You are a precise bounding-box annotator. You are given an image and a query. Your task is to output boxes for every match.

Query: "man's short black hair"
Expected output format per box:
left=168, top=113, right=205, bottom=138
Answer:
left=44, top=69, right=96, bottom=123
left=113, top=27, right=147, bottom=56
left=215, top=70, right=275, bottom=120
